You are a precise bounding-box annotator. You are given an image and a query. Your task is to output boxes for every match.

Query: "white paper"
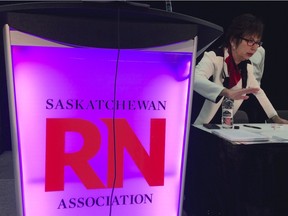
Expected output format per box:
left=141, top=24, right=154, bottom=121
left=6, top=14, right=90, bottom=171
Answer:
left=212, top=129, right=270, bottom=142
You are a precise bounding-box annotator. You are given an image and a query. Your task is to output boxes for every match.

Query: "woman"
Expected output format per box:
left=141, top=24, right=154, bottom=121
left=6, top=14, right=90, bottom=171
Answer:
left=193, top=13, right=288, bottom=125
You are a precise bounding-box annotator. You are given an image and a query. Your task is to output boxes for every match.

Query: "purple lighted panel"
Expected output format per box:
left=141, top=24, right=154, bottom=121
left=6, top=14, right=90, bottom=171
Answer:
left=10, top=45, right=193, bottom=216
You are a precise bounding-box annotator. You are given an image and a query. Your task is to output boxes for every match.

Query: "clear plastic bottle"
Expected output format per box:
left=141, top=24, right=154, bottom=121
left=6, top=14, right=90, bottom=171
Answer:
left=222, top=97, right=234, bottom=129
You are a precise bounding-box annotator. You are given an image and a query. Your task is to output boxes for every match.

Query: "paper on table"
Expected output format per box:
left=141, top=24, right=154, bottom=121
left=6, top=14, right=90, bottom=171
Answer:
left=212, top=129, right=270, bottom=142
left=249, top=129, right=288, bottom=141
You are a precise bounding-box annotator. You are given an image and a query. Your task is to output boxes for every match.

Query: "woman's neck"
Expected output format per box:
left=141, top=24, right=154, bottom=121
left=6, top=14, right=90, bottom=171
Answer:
left=231, top=49, right=241, bottom=65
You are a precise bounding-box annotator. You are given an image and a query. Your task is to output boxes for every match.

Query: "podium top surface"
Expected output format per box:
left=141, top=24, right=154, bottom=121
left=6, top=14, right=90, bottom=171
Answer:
left=0, top=1, right=223, bottom=51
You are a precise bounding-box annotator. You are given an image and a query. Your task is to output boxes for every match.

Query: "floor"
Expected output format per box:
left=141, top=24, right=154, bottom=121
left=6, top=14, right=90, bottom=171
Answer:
left=0, top=151, right=17, bottom=216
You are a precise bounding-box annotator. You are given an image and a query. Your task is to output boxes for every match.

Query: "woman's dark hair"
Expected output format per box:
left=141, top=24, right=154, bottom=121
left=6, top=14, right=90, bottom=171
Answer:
left=224, top=13, right=264, bottom=48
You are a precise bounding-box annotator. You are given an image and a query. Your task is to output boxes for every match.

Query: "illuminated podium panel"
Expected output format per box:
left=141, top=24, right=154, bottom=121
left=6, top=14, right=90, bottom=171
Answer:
left=5, top=28, right=195, bottom=216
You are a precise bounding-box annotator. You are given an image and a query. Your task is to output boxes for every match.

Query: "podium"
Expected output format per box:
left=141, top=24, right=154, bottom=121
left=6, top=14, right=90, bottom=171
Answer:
left=1, top=2, right=222, bottom=216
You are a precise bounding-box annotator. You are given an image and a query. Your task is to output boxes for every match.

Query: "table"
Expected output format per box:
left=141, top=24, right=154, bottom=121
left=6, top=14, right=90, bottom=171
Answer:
left=183, top=124, right=288, bottom=216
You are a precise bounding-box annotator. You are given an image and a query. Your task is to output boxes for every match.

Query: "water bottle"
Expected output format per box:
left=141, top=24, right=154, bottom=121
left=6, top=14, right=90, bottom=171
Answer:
left=222, top=97, right=234, bottom=129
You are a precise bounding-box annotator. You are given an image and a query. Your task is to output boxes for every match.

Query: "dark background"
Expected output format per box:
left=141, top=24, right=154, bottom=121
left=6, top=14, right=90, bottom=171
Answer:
left=0, top=1, right=288, bottom=152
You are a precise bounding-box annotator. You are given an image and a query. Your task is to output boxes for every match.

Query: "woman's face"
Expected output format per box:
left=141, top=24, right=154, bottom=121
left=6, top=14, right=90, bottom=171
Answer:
left=231, top=35, right=262, bottom=64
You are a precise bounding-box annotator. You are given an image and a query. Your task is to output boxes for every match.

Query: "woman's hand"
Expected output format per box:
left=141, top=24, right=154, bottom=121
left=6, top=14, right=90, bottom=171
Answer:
left=271, top=115, right=288, bottom=124
left=220, top=87, right=260, bottom=100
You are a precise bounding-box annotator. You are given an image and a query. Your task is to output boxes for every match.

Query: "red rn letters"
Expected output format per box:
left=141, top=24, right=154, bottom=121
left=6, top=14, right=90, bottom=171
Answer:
left=45, top=118, right=166, bottom=192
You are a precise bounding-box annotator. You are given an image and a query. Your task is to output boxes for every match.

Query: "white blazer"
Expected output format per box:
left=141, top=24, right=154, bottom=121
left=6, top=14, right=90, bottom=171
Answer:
left=193, top=48, right=277, bottom=125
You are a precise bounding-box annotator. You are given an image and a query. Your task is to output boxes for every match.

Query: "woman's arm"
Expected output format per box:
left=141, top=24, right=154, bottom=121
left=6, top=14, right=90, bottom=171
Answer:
left=193, top=51, right=226, bottom=102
